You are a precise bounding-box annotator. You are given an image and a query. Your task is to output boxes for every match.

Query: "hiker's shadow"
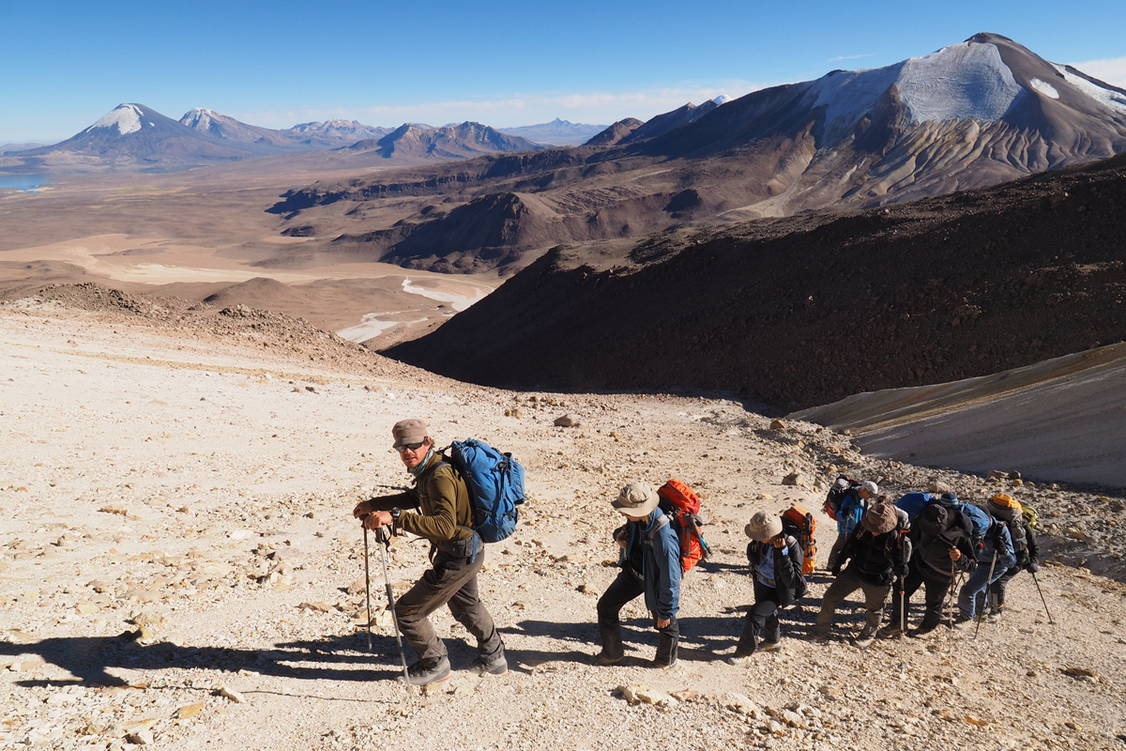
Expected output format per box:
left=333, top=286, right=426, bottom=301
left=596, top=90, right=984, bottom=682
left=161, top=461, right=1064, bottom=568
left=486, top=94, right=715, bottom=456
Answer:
left=0, top=632, right=403, bottom=688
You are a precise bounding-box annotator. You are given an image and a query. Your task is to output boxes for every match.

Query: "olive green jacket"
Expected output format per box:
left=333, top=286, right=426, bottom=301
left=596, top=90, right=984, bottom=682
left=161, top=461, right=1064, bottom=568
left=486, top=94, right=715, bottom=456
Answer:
left=370, top=454, right=474, bottom=544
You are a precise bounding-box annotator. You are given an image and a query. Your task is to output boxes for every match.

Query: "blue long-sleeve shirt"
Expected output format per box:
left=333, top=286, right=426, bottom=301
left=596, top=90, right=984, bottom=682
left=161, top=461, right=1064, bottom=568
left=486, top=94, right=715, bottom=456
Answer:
left=619, top=508, right=682, bottom=619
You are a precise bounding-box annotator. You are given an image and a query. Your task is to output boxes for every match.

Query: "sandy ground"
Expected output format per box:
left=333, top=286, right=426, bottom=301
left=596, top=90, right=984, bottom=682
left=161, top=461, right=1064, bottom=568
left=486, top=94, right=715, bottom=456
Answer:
left=1, top=303, right=1123, bottom=751
left=791, top=344, right=1126, bottom=488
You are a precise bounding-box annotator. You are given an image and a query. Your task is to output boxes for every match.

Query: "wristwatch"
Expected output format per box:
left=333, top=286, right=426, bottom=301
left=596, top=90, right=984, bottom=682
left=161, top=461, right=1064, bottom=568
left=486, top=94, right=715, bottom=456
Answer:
left=390, top=507, right=401, bottom=535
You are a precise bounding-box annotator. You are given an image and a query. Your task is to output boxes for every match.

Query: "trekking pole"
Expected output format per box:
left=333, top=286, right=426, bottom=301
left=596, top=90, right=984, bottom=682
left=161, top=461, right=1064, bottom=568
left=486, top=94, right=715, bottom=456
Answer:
left=376, top=526, right=411, bottom=685
left=898, top=577, right=906, bottom=634
left=1029, top=569, right=1055, bottom=624
left=973, top=549, right=998, bottom=640
left=362, top=525, right=373, bottom=652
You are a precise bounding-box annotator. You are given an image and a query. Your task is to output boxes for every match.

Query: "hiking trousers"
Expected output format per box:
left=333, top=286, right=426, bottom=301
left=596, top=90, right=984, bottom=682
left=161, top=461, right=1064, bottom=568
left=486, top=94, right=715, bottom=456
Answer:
left=735, top=580, right=782, bottom=654
left=597, top=570, right=679, bottom=665
left=815, top=570, right=890, bottom=639
left=894, top=569, right=950, bottom=630
left=958, top=551, right=1016, bottom=619
left=395, top=546, right=503, bottom=663
left=988, top=564, right=1023, bottom=609
left=826, top=532, right=848, bottom=571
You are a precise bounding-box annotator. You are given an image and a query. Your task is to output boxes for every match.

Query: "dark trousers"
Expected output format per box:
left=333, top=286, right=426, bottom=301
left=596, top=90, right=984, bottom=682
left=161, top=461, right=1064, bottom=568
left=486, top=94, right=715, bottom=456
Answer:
left=597, top=570, right=679, bottom=665
left=735, top=580, right=782, bottom=654
left=988, top=565, right=1022, bottom=608
left=394, top=547, right=503, bottom=663
left=894, top=569, right=951, bottom=630
left=815, top=570, right=890, bottom=638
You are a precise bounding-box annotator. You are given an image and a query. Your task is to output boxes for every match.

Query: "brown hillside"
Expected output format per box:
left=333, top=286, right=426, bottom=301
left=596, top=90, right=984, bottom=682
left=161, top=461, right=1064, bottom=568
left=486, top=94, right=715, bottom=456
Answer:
left=384, top=153, right=1126, bottom=409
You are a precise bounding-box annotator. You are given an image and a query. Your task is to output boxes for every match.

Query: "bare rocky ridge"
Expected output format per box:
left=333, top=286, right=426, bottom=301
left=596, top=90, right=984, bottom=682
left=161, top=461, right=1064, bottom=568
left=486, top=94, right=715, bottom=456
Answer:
left=0, top=300, right=1123, bottom=750
left=269, top=34, right=1126, bottom=274
left=384, top=151, right=1126, bottom=412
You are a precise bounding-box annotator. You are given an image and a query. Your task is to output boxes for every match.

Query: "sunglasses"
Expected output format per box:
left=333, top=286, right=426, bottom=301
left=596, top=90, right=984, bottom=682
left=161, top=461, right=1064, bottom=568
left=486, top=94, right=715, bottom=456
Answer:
left=394, top=441, right=426, bottom=452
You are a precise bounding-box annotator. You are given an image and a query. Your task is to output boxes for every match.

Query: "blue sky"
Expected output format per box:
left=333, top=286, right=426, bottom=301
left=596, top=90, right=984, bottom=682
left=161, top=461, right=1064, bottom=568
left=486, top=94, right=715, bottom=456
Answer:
left=3, top=0, right=1125, bottom=143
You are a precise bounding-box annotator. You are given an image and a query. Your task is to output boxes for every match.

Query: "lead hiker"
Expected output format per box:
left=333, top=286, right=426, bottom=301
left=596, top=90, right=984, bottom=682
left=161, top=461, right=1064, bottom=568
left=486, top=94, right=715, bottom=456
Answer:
left=955, top=496, right=1017, bottom=624
left=885, top=500, right=974, bottom=637
left=596, top=483, right=682, bottom=668
left=814, top=498, right=910, bottom=648
left=352, top=419, right=506, bottom=686
left=985, top=493, right=1039, bottom=622
left=825, top=479, right=878, bottom=570
left=726, top=510, right=806, bottom=664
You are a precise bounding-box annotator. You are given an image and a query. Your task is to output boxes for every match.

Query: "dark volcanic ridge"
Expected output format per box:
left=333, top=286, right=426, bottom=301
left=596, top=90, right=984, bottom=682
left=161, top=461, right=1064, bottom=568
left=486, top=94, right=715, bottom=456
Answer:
left=269, top=33, right=1126, bottom=274
left=383, top=151, right=1126, bottom=410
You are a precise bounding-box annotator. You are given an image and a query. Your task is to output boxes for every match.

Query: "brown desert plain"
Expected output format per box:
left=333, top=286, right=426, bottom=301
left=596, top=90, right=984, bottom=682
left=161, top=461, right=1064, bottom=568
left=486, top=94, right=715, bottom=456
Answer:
left=0, top=166, right=498, bottom=349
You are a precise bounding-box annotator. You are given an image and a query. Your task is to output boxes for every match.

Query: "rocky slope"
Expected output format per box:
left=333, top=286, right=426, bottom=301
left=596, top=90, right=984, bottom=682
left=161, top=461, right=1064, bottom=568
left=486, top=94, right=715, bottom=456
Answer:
left=384, top=151, right=1126, bottom=409
left=0, top=296, right=1123, bottom=751
left=269, top=33, right=1126, bottom=273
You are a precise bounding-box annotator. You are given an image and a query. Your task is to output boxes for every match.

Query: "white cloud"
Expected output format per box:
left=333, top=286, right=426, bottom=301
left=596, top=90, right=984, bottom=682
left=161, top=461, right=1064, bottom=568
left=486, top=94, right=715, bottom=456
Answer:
left=1068, top=56, right=1126, bottom=89
left=234, top=82, right=767, bottom=130
left=827, top=53, right=874, bottom=63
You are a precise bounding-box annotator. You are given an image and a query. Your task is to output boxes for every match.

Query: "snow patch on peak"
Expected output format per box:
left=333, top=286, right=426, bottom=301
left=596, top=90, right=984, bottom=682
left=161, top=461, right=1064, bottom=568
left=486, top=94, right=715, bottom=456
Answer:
left=181, top=108, right=218, bottom=129
left=896, top=41, right=1021, bottom=123
left=1053, top=64, right=1126, bottom=114
left=712, top=95, right=729, bottom=105
left=86, top=104, right=144, bottom=135
left=1029, top=78, right=1060, bottom=99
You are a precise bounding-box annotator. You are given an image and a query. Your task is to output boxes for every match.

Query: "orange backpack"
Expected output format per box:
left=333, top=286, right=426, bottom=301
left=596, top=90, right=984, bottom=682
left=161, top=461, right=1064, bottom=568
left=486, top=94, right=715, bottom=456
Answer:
left=656, top=479, right=711, bottom=573
left=780, top=504, right=818, bottom=576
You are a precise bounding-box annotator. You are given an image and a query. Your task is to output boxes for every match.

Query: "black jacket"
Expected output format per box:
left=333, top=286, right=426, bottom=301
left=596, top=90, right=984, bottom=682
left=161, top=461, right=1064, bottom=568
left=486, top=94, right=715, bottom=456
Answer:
left=909, top=515, right=975, bottom=581
left=837, top=529, right=910, bottom=587
left=746, top=535, right=807, bottom=605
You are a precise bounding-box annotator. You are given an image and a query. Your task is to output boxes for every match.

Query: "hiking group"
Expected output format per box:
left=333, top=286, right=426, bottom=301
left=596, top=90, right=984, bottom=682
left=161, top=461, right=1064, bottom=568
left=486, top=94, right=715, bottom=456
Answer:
left=352, top=418, right=1044, bottom=686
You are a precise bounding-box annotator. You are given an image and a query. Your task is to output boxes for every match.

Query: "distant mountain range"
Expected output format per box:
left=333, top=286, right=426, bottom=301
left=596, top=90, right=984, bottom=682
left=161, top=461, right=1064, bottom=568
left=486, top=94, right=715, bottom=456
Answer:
left=269, top=33, right=1126, bottom=273
left=0, top=106, right=544, bottom=173
left=497, top=118, right=609, bottom=146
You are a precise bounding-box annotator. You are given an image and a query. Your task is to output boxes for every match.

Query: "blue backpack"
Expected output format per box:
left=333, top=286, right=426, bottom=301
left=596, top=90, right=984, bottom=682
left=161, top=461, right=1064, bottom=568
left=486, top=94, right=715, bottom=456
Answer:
left=447, top=439, right=526, bottom=543
left=895, top=492, right=935, bottom=520
left=950, top=502, right=993, bottom=547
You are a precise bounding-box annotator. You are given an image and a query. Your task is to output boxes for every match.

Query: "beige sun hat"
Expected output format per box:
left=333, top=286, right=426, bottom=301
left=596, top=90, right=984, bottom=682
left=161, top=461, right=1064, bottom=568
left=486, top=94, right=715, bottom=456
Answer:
left=611, top=482, right=660, bottom=516
left=744, top=510, right=783, bottom=541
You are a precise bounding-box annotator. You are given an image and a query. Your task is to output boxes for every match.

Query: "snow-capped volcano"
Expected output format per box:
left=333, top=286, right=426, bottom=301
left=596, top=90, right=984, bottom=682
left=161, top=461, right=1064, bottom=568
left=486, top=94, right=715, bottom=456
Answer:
left=803, top=33, right=1126, bottom=145
left=178, top=107, right=307, bottom=150
left=14, top=103, right=265, bottom=170
left=84, top=103, right=151, bottom=135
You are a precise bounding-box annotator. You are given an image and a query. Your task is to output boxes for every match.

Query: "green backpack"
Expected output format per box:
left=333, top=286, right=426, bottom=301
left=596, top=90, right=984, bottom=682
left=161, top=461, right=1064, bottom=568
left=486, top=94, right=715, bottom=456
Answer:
left=1021, top=504, right=1038, bottom=530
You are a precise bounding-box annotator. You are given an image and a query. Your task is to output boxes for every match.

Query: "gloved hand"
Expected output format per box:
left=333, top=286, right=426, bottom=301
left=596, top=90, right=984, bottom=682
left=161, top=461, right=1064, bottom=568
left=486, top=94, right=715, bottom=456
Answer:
left=1025, top=561, right=1040, bottom=573
left=831, top=564, right=842, bottom=577
left=898, top=565, right=910, bottom=579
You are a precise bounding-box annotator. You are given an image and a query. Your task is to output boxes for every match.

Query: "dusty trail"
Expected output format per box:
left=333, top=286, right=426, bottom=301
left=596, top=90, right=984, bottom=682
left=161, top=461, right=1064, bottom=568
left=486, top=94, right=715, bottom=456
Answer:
left=0, top=303, right=1123, bottom=751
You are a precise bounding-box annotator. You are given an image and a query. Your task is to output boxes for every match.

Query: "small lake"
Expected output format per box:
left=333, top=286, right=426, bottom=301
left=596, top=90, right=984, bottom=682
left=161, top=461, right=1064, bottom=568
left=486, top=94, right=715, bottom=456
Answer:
left=0, top=174, right=50, bottom=191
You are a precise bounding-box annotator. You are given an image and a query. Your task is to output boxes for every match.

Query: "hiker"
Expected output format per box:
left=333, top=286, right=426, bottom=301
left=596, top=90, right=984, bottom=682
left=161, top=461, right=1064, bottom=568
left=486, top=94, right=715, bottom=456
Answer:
left=814, top=498, right=910, bottom=648
left=886, top=501, right=975, bottom=637
left=956, top=497, right=1017, bottom=624
left=352, top=419, right=505, bottom=685
left=727, top=510, right=806, bottom=664
left=826, top=480, right=878, bottom=570
left=986, top=494, right=1039, bottom=622
left=596, top=483, right=682, bottom=668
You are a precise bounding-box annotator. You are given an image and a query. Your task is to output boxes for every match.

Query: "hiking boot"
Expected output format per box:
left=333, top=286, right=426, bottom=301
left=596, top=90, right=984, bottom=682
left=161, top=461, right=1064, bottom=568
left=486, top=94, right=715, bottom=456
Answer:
left=985, top=611, right=1001, bottom=623
left=469, top=653, right=508, bottom=676
left=725, top=654, right=751, bottom=666
left=852, top=634, right=875, bottom=649
left=595, top=651, right=624, bottom=666
left=878, top=626, right=904, bottom=639
left=910, top=623, right=939, bottom=638
left=399, top=656, right=451, bottom=686
left=758, top=639, right=783, bottom=652
left=813, top=632, right=830, bottom=645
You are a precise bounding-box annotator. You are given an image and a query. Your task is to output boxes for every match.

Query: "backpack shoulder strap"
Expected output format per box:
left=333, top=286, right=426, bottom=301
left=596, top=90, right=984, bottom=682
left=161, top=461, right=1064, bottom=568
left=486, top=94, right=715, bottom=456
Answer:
left=646, top=513, right=671, bottom=543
